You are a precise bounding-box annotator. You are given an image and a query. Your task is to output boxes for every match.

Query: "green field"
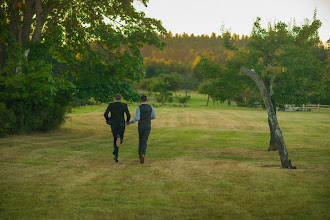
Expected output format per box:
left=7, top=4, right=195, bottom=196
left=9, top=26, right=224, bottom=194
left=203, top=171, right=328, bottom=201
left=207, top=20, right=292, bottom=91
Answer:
left=0, top=93, right=329, bottom=219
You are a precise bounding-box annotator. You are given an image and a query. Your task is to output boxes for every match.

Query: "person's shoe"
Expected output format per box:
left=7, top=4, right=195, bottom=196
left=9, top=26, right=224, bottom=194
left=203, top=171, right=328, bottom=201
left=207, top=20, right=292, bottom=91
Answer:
left=114, top=155, right=118, bottom=163
left=116, top=137, right=121, bottom=148
left=140, top=155, right=144, bottom=164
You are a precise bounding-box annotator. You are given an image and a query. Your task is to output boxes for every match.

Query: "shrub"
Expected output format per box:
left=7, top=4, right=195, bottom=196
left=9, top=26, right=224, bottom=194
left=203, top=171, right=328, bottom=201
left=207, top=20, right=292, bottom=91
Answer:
left=166, top=96, right=173, bottom=103
left=0, top=103, right=16, bottom=137
left=0, top=60, right=72, bottom=135
left=178, top=96, right=190, bottom=104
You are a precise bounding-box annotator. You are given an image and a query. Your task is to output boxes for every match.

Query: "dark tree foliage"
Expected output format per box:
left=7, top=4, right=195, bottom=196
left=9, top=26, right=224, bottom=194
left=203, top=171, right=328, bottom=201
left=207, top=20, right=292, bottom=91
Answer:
left=0, top=0, right=166, bottom=135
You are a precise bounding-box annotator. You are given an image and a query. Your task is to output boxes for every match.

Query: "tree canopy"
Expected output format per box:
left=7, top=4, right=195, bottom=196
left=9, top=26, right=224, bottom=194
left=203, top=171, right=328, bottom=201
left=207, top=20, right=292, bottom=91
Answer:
left=0, top=0, right=166, bottom=135
left=197, top=15, right=328, bottom=107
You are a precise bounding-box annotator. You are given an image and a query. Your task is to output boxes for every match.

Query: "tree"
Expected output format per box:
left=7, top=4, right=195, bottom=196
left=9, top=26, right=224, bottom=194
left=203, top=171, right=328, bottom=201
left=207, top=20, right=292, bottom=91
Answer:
left=223, top=16, right=327, bottom=168
left=1, top=0, right=166, bottom=98
left=242, top=16, right=326, bottom=152
left=0, top=0, right=166, bottom=134
left=196, top=55, right=248, bottom=106
left=144, top=72, right=184, bottom=105
left=198, top=15, right=327, bottom=168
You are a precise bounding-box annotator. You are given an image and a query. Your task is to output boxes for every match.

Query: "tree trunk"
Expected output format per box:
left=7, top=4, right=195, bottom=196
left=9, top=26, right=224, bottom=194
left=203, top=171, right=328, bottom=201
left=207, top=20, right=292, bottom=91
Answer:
left=240, top=67, right=296, bottom=169
left=268, top=116, right=278, bottom=151
left=268, top=98, right=278, bottom=151
left=206, top=95, right=209, bottom=106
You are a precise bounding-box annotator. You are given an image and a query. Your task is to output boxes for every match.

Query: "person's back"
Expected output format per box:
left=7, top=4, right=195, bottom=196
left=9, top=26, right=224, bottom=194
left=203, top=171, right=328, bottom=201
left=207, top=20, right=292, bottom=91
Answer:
left=104, top=94, right=130, bottom=163
left=138, top=104, right=152, bottom=128
left=128, top=95, right=156, bottom=164
left=106, top=102, right=128, bottom=126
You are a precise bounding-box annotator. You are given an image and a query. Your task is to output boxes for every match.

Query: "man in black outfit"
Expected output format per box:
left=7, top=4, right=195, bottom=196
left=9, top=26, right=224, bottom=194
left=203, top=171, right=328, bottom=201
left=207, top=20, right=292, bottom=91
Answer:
left=104, top=94, right=130, bottom=162
left=128, top=95, right=156, bottom=164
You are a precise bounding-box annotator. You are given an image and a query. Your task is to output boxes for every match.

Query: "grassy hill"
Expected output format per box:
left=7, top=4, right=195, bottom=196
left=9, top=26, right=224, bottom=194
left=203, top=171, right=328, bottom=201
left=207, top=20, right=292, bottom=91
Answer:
left=0, top=93, right=329, bottom=219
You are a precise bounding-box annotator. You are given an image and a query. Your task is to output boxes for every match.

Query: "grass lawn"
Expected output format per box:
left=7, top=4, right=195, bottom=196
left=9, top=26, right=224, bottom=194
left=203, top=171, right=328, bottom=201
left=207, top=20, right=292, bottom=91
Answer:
left=0, top=93, right=329, bottom=219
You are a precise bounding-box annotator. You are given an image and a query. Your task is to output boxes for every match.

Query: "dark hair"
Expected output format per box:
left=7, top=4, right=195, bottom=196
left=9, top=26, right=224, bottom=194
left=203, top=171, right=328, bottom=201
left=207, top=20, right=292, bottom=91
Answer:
left=115, top=94, right=121, bottom=100
left=140, top=95, right=147, bottom=102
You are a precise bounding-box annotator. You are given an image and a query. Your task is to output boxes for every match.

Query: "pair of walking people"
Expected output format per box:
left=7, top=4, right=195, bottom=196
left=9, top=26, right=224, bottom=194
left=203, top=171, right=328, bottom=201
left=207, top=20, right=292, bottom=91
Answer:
left=104, top=94, right=156, bottom=164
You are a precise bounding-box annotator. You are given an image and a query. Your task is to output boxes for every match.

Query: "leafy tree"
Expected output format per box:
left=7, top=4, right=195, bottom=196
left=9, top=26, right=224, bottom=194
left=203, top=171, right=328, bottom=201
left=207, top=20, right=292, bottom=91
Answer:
left=222, top=15, right=327, bottom=168
left=143, top=72, right=184, bottom=105
left=196, top=55, right=250, bottom=106
left=198, top=14, right=326, bottom=168
left=0, top=0, right=166, bottom=135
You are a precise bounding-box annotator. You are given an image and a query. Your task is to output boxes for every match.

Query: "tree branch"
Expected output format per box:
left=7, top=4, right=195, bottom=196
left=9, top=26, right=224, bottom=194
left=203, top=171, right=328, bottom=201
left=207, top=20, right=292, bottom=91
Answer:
left=22, top=0, right=36, bottom=44
left=31, top=0, right=44, bottom=42
left=269, top=75, right=275, bottom=96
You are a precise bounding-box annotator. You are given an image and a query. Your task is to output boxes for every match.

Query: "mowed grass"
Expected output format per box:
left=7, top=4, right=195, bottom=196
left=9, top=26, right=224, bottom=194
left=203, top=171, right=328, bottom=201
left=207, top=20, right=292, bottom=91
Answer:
left=0, top=93, right=329, bottom=219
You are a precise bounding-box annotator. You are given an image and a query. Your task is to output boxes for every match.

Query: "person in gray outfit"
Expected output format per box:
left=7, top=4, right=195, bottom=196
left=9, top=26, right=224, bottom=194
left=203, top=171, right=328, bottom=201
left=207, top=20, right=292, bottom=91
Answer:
left=128, top=95, right=156, bottom=164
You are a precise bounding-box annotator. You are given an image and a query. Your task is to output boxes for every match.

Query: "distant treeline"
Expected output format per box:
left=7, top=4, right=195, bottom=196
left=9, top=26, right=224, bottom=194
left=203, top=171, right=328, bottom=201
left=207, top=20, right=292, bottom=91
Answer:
left=139, top=31, right=329, bottom=106
left=139, top=32, right=249, bottom=90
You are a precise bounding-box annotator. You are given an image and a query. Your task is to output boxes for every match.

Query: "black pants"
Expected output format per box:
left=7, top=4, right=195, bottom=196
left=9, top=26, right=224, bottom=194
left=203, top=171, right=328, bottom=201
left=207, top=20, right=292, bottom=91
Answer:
left=138, top=125, right=151, bottom=157
left=111, top=123, right=125, bottom=157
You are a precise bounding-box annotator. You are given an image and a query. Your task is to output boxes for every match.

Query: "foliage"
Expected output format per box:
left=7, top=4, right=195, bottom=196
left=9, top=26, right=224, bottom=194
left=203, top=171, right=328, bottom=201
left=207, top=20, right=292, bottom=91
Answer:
left=221, top=15, right=328, bottom=155
left=0, top=45, right=72, bottom=133
left=178, top=96, right=190, bottom=104
left=196, top=56, right=250, bottom=104
left=0, top=0, right=166, bottom=135
left=143, top=72, right=184, bottom=104
left=0, top=103, right=16, bottom=137
left=198, top=16, right=328, bottom=107
left=139, top=33, right=249, bottom=91
left=242, top=17, right=327, bottom=107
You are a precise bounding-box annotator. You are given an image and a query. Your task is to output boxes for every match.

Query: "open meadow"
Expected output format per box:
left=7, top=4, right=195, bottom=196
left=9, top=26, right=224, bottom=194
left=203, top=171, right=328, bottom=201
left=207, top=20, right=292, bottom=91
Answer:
left=0, top=93, right=329, bottom=219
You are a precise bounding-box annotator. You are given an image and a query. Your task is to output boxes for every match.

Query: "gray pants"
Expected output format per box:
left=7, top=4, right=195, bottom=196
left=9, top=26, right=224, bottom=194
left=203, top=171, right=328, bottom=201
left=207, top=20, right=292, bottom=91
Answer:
left=138, top=125, right=151, bottom=156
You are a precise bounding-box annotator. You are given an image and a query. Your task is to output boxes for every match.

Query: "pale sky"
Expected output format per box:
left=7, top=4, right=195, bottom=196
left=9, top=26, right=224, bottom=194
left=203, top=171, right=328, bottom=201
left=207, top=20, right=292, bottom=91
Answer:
left=135, top=0, right=330, bottom=43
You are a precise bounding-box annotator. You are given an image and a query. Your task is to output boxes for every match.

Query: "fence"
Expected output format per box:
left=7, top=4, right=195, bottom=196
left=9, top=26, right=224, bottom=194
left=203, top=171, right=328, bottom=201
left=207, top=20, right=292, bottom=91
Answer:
left=284, top=104, right=330, bottom=112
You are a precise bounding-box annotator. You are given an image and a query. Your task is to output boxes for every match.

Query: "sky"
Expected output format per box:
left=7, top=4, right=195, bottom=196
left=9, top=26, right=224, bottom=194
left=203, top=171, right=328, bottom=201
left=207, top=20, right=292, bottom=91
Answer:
left=134, top=0, right=330, bottom=43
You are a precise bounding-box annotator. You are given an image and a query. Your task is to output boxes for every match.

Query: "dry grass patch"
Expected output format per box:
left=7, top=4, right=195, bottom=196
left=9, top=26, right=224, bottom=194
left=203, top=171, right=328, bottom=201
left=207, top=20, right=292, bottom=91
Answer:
left=153, top=109, right=269, bottom=131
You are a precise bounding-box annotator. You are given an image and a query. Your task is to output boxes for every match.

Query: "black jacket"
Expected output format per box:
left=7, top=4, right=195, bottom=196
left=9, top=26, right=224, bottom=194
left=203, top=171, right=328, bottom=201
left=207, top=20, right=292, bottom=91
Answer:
left=104, top=102, right=130, bottom=126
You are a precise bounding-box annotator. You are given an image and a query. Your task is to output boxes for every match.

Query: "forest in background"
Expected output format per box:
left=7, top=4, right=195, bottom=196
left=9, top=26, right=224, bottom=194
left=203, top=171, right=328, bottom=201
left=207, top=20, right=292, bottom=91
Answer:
left=140, top=32, right=248, bottom=89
